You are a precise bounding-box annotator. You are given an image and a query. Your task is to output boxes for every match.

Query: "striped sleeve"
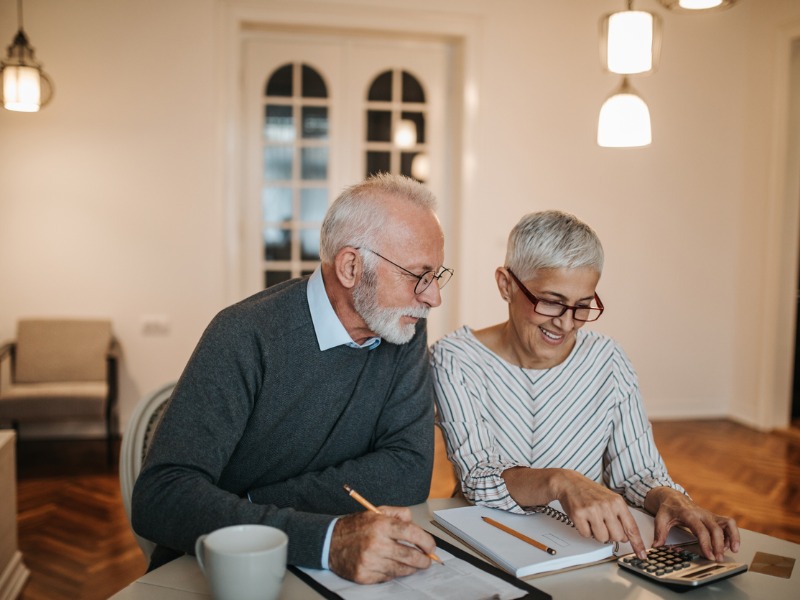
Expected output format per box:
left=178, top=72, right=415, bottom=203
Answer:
left=604, top=347, right=686, bottom=506
left=431, top=336, right=528, bottom=513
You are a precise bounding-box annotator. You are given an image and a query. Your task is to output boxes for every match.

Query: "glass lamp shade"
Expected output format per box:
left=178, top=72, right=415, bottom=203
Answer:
left=394, top=119, right=417, bottom=149
left=600, top=10, right=661, bottom=75
left=0, top=29, right=53, bottom=112
left=597, top=79, right=652, bottom=148
left=656, top=0, right=738, bottom=11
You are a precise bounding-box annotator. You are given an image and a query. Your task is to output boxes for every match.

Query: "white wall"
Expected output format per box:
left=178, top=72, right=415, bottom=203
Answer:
left=1, top=0, right=798, bottom=436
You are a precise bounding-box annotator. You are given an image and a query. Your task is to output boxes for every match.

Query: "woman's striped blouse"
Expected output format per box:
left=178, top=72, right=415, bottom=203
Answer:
left=431, top=326, right=684, bottom=514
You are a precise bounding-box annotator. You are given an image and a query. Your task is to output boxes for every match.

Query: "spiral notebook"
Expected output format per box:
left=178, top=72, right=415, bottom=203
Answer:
left=433, top=501, right=696, bottom=578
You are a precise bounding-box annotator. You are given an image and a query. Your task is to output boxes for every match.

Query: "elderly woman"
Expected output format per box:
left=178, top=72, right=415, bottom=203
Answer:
left=432, top=210, right=739, bottom=562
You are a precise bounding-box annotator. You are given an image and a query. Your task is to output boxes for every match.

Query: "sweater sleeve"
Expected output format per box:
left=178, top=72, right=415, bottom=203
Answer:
left=246, top=321, right=434, bottom=513
left=431, top=338, right=527, bottom=513
left=131, top=308, right=336, bottom=569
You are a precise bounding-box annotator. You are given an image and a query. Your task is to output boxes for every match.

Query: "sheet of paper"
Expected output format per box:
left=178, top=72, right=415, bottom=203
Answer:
left=298, top=547, right=525, bottom=600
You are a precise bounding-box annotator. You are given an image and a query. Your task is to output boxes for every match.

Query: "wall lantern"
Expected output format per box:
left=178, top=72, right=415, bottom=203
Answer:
left=0, top=0, right=54, bottom=112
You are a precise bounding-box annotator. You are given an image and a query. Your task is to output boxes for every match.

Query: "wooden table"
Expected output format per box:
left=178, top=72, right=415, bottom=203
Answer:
left=110, top=498, right=800, bottom=599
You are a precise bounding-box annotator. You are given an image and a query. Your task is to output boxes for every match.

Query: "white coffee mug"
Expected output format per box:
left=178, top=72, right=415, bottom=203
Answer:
left=195, top=524, right=288, bottom=600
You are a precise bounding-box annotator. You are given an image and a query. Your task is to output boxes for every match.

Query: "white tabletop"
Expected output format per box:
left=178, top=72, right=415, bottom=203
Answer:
left=110, top=498, right=800, bottom=599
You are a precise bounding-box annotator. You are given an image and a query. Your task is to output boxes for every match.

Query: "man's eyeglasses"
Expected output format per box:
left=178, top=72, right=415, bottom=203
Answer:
left=358, top=248, right=454, bottom=295
left=506, top=268, right=604, bottom=322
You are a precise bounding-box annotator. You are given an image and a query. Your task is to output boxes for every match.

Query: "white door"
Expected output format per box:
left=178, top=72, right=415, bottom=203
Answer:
left=243, top=31, right=455, bottom=343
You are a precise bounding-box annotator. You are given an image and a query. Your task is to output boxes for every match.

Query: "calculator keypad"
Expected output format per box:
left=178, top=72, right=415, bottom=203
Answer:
left=622, top=547, right=700, bottom=577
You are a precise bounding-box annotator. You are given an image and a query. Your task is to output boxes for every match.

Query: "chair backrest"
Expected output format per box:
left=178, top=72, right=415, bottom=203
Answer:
left=119, top=381, right=176, bottom=560
left=15, top=319, right=112, bottom=383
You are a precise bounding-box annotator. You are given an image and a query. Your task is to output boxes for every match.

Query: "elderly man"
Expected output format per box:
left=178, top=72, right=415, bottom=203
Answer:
left=132, top=174, right=452, bottom=584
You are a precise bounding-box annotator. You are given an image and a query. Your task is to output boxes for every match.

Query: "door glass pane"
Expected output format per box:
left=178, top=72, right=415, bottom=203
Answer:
left=265, top=270, right=292, bottom=287
left=264, top=147, right=293, bottom=180
left=264, top=228, right=291, bottom=260
left=262, top=187, right=293, bottom=222
left=300, top=228, right=321, bottom=260
left=367, top=110, right=391, bottom=142
left=266, top=64, right=292, bottom=96
left=265, top=105, right=294, bottom=141
left=300, top=188, right=327, bottom=222
left=400, top=152, right=417, bottom=179
left=259, top=62, right=331, bottom=289
left=368, top=70, right=392, bottom=101
left=302, top=106, right=328, bottom=139
left=301, top=147, right=328, bottom=180
left=302, top=64, right=327, bottom=98
left=366, top=151, right=390, bottom=177
left=401, top=111, right=426, bottom=144
left=402, top=71, right=425, bottom=103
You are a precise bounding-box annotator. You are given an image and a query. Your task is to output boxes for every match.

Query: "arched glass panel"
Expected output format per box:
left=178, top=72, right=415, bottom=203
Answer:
left=266, top=65, right=293, bottom=96
left=302, top=65, right=328, bottom=98
left=364, top=69, right=429, bottom=182
left=367, top=70, right=392, bottom=101
left=402, top=71, right=425, bottom=103
left=261, top=63, right=330, bottom=287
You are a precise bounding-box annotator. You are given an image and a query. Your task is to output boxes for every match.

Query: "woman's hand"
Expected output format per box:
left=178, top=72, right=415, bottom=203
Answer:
left=503, top=467, right=648, bottom=559
left=554, top=471, right=648, bottom=559
left=645, top=487, right=740, bottom=561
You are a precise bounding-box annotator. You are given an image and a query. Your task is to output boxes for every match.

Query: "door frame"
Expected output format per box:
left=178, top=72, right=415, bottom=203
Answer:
left=753, top=20, right=800, bottom=430
left=217, top=1, right=482, bottom=343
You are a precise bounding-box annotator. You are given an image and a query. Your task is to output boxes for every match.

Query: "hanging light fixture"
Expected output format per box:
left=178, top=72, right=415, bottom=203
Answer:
left=597, top=77, right=652, bottom=148
left=656, top=0, right=738, bottom=11
left=600, top=1, right=662, bottom=75
left=0, top=0, right=53, bottom=112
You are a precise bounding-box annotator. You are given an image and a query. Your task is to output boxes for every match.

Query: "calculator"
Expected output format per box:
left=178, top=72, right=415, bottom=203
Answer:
left=617, top=545, right=747, bottom=589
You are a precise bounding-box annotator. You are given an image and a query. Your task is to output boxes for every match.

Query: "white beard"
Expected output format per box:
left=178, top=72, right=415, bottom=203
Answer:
left=353, top=267, right=429, bottom=345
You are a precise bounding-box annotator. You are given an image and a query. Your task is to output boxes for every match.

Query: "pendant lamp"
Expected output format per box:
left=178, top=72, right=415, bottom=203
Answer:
left=600, top=2, right=662, bottom=75
left=597, top=78, right=652, bottom=148
left=0, top=0, right=54, bottom=112
left=656, top=0, right=739, bottom=11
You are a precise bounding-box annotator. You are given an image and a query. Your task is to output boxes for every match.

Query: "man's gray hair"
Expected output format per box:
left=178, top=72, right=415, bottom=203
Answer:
left=319, top=173, right=437, bottom=264
left=505, top=210, right=604, bottom=278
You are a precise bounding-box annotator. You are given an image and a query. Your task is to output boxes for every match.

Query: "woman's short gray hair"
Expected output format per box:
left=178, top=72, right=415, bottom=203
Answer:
left=319, top=173, right=437, bottom=264
left=505, top=210, right=604, bottom=278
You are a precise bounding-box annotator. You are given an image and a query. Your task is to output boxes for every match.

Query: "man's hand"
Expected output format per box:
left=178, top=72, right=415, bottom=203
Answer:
left=328, top=506, right=436, bottom=584
left=645, top=487, right=740, bottom=561
left=554, top=472, right=648, bottom=560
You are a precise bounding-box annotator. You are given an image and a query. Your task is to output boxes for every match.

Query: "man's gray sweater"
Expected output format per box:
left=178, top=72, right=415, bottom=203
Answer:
left=131, top=277, right=434, bottom=569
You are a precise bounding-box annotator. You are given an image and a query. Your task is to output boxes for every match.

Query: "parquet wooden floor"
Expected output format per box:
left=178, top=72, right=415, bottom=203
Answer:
left=15, top=439, right=146, bottom=600
left=13, top=419, right=800, bottom=600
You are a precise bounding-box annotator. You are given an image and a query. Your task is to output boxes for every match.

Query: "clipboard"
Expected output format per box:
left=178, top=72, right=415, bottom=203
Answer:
left=289, top=533, right=551, bottom=600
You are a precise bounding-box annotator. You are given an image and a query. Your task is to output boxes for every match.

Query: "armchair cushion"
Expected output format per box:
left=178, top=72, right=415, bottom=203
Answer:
left=0, top=382, right=107, bottom=420
left=14, top=319, right=112, bottom=383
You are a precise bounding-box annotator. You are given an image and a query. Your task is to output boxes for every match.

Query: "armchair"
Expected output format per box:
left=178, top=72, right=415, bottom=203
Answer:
left=0, top=319, right=120, bottom=466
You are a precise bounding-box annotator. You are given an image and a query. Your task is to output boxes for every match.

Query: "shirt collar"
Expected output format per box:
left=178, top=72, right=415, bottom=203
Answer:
left=307, top=267, right=381, bottom=351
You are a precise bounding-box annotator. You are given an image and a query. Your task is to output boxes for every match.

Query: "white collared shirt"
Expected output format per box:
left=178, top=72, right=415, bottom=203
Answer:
left=307, top=266, right=381, bottom=351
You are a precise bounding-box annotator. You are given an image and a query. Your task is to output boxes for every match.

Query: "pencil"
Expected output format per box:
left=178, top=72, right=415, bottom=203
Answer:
left=482, top=516, right=557, bottom=555
left=342, top=484, right=443, bottom=564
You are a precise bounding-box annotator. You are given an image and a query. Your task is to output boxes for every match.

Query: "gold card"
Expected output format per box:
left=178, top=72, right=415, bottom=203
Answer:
left=749, top=551, right=795, bottom=579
